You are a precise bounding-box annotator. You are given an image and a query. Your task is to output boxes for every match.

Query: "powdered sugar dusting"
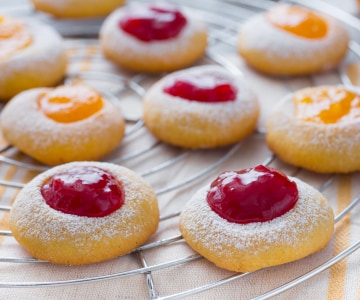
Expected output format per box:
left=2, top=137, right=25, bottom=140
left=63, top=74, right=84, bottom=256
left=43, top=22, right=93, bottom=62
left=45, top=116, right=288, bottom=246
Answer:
left=10, top=161, right=158, bottom=246
left=180, top=177, right=333, bottom=258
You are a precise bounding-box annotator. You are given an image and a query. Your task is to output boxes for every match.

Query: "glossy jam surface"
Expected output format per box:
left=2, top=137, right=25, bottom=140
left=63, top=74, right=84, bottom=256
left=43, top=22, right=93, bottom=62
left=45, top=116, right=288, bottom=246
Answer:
left=207, top=165, right=299, bottom=224
left=41, top=166, right=124, bottom=217
left=119, top=4, right=187, bottom=42
left=294, top=86, right=360, bottom=124
left=0, top=16, right=32, bottom=60
left=163, top=74, right=237, bottom=103
left=266, top=5, right=327, bottom=39
left=38, top=85, right=104, bottom=123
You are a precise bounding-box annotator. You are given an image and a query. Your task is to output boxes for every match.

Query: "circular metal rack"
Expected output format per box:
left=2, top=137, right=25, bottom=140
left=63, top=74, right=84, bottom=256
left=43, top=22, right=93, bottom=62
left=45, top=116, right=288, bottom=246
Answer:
left=1, top=0, right=360, bottom=299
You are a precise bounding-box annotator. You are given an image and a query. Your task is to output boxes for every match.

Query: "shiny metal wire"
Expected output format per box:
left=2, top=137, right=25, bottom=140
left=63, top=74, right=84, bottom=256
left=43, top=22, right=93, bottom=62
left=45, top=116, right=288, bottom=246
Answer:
left=0, top=0, right=360, bottom=299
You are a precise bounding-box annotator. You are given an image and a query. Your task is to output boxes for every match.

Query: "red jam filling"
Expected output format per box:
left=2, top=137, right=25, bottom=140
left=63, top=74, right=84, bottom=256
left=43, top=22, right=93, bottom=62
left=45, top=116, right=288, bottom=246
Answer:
left=207, top=165, right=298, bottom=224
left=163, top=74, right=237, bottom=103
left=41, top=166, right=124, bottom=217
left=119, top=4, right=187, bottom=42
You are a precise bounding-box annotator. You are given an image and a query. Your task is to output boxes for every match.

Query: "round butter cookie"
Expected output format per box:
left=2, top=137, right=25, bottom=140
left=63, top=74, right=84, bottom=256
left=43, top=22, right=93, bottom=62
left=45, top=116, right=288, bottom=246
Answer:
left=30, top=0, right=126, bottom=18
left=179, top=164, right=334, bottom=272
left=266, top=85, right=360, bottom=173
left=0, top=15, right=67, bottom=100
left=100, top=2, right=208, bottom=73
left=0, top=85, right=125, bottom=166
left=143, top=65, right=259, bottom=149
left=237, top=4, right=349, bottom=76
left=10, top=161, right=159, bottom=265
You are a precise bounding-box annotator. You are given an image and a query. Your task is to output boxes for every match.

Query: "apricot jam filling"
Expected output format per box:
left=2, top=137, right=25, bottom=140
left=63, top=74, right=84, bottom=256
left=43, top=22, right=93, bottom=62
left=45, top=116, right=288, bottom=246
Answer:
left=163, top=74, right=237, bottom=103
left=294, top=86, right=360, bottom=124
left=38, top=86, right=104, bottom=123
left=119, top=4, right=187, bottom=42
left=207, top=165, right=298, bottom=224
left=0, top=16, right=32, bottom=60
left=266, top=5, right=327, bottom=39
left=41, top=166, right=124, bottom=217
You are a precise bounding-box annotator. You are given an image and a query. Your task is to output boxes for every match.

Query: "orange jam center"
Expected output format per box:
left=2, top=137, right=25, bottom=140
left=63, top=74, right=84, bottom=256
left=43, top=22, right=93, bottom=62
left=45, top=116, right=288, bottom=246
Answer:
left=266, top=5, right=327, bottom=39
left=0, top=16, right=32, bottom=60
left=38, top=85, right=104, bottom=123
left=294, top=87, right=360, bottom=124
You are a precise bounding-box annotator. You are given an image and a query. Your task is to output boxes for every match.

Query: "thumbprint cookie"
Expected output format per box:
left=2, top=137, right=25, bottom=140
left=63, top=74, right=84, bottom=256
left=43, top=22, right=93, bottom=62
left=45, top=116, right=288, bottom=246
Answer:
left=100, top=2, right=208, bottom=73
left=180, top=164, right=334, bottom=272
left=0, top=85, right=125, bottom=165
left=10, top=161, right=159, bottom=265
left=266, top=85, right=360, bottom=173
left=237, top=5, right=349, bottom=76
left=0, top=15, right=67, bottom=100
left=143, top=65, right=259, bottom=149
left=30, top=0, right=126, bottom=18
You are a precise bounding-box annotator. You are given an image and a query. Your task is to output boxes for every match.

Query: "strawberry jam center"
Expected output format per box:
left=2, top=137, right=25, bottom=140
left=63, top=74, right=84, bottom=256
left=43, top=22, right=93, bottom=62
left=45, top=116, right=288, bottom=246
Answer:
left=207, top=165, right=298, bottom=224
left=41, top=166, right=124, bottom=217
left=266, top=5, right=327, bottom=39
left=119, top=4, right=187, bottom=42
left=38, top=85, right=104, bottom=123
left=163, top=74, right=237, bottom=103
left=293, top=86, right=360, bottom=124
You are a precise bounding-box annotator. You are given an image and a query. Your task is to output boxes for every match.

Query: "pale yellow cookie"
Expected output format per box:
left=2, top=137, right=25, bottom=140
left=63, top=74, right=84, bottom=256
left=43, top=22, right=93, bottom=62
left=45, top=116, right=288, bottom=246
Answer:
left=266, top=85, right=360, bottom=173
left=143, top=65, right=259, bottom=149
left=180, top=173, right=334, bottom=272
left=0, top=85, right=125, bottom=165
left=237, top=4, right=349, bottom=76
left=30, top=0, right=126, bottom=18
left=100, top=2, right=208, bottom=73
left=10, top=161, right=159, bottom=265
left=0, top=16, right=67, bottom=100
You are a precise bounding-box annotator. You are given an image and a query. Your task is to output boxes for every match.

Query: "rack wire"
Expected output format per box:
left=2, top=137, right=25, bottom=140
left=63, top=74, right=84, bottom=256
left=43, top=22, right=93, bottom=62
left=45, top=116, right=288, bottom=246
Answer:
left=1, top=0, right=360, bottom=299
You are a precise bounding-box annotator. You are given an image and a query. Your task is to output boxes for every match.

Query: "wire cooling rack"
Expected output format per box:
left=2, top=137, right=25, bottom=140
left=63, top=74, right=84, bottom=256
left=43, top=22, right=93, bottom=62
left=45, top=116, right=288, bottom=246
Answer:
left=1, top=0, right=360, bottom=299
